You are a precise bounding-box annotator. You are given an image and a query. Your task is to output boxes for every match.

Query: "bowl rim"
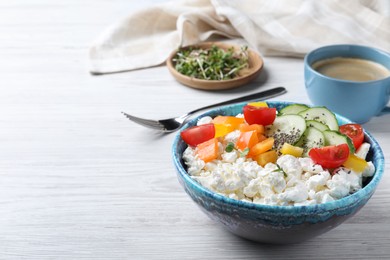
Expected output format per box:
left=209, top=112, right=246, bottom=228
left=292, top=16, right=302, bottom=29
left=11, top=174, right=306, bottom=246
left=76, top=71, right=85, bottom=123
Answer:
left=172, top=100, right=385, bottom=214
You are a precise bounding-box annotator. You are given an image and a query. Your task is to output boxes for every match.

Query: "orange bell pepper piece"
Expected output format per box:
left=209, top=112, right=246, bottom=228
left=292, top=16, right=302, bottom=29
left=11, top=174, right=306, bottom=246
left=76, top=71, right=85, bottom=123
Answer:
left=257, top=134, right=267, bottom=143
left=238, top=123, right=265, bottom=138
left=239, top=123, right=265, bottom=142
left=236, top=130, right=259, bottom=151
left=254, top=150, right=278, bottom=167
left=239, top=123, right=265, bottom=134
left=249, top=137, right=274, bottom=157
left=196, top=138, right=219, bottom=163
left=213, top=116, right=244, bottom=127
left=212, top=116, right=229, bottom=124
left=213, top=116, right=245, bottom=138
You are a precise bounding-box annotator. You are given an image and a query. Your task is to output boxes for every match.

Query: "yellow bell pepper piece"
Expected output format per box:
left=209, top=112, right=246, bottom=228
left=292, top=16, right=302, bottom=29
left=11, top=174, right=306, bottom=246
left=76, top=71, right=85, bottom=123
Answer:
left=213, top=116, right=244, bottom=138
left=214, top=123, right=235, bottom=138
left=247, top=101, right=268, bottom=107
left=342, top=153, right=368, bottom=173
left=280, top=143, right=304, bottom=157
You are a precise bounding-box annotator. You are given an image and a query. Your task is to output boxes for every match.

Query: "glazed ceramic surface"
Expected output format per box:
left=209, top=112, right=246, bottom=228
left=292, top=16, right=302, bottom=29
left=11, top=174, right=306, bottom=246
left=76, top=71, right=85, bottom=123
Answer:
left=304, top=44, right=390, bottom=124
left=166, top=42, right=263, bottom=90
left=172, top=101, right=385, bottom=244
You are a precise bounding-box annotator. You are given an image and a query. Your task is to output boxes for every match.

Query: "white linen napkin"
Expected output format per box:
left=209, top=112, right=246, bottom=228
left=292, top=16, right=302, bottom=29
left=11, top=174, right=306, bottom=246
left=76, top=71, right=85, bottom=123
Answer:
left=89, top=0, right=390, bottom=74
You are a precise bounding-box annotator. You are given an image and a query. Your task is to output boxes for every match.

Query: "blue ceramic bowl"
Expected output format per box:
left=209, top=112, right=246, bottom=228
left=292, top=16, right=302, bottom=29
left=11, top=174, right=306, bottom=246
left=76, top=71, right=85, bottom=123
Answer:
left=172, top=101, right=385, bottom=244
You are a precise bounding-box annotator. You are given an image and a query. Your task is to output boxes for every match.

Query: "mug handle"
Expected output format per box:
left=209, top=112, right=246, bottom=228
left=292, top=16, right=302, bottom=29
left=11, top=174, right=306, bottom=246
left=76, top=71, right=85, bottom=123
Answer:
left=378, top=86, right=390, bottom=116
left=379, top=106, right=390, bottom=116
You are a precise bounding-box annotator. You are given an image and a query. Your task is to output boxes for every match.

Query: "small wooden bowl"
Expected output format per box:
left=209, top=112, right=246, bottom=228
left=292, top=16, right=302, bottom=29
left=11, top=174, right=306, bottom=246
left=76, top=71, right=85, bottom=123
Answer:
left=166, top=42, right=264, bottom=90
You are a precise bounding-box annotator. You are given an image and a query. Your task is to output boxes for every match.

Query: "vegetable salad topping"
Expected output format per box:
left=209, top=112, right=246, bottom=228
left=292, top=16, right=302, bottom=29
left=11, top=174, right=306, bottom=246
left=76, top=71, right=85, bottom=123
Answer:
left=181, top=103, right=375, bottom=206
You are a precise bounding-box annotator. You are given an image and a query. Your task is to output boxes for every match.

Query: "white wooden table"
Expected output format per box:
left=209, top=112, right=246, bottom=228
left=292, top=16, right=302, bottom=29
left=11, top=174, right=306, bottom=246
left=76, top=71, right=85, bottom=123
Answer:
left=1, top=1, right=389, bottom=259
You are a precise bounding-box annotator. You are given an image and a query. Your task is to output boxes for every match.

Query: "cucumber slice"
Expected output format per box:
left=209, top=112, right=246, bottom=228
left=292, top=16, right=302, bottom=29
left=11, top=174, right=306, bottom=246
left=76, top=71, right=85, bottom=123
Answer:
left=266, top=114, right=306, bottom=152
left=279, top=104, right=309, bottom=115
left=306, top=120, right=329, bottom=132
left=298, top=107, right=339, bottom=131
left=323, top=130, right=355, bottom=153
left=295, top=127, right=325, bottom=156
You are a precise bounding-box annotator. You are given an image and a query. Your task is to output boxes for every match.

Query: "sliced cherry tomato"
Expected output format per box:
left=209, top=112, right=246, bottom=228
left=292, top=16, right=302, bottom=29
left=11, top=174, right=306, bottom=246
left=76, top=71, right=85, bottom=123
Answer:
left=308, top=144, right=350, bottom=169
left=339, top=124, right=364, bottom=150
left=243, top=105, right=276, bottom=125
left=180, top=123, right=215, bottom=147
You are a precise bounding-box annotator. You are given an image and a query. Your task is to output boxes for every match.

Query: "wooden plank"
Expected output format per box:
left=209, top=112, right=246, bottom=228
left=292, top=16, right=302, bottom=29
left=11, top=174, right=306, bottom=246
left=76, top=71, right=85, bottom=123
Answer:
left=0, top=0, right=389, bottom=259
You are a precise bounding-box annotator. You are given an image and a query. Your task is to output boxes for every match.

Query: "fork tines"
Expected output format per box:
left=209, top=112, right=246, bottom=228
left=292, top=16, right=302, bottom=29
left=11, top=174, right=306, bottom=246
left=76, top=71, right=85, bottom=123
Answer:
left=121, top=112, right=166, bottom=130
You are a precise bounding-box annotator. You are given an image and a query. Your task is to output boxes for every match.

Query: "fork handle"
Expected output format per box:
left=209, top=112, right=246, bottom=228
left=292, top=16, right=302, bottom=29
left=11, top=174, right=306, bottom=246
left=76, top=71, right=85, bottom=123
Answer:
left=187, top=86, right=287, bottom=115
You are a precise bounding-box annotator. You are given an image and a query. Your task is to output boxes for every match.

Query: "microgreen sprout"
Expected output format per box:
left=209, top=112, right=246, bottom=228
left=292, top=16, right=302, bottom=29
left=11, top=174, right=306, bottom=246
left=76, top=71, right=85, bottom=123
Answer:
left=173, top=45, right=249, bottom=80
left=273, top=164, right=288, bottom=177
left=225, top=142, right=235, bottom=153
left=240, top=148, right=250, bottom=157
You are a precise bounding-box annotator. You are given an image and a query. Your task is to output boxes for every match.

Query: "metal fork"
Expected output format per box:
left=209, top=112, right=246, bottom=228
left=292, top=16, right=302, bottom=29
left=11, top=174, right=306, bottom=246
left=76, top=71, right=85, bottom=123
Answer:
left=122, top=86, right=287, bottom=132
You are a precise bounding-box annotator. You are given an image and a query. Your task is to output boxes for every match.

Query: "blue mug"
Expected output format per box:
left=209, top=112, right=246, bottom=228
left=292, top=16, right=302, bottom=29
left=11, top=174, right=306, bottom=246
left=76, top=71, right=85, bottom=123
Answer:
left=304, top=44, right=390, bottom=124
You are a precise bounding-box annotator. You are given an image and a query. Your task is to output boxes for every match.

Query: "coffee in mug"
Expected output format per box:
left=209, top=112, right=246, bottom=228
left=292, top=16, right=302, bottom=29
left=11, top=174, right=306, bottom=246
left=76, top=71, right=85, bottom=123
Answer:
left=311, top=57, right=390, bottom=82
left=304, top=44, right=390, bottom=123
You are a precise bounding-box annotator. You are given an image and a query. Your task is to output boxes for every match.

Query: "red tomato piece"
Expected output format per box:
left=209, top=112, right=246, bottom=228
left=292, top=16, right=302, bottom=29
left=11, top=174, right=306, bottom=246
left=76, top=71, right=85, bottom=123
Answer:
left=180, top=123, right=215, bottom=147
left=339, top=124, right=364, bottom=150
left=308, top=144, right=350, bottom=169
left=243, top=105, right=276, bottom=126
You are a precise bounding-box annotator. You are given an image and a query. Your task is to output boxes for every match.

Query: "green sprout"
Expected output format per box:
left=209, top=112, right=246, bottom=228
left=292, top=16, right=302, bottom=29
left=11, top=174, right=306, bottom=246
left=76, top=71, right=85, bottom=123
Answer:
left=173, top=45, right=249, bottom=80
left=225, top=142, right=235, bottom=153
left=273, top=164, right=288, bottom=177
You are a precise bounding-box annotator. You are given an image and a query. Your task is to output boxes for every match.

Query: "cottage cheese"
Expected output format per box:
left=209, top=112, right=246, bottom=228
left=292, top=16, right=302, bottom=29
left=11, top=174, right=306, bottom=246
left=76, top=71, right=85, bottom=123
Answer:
left=182, top=117, right=376, bottom=206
